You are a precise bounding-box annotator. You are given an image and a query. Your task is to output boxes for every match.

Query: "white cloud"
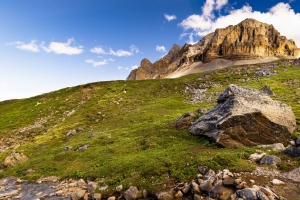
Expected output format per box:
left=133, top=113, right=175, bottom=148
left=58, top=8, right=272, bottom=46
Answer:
left=188, top=33, right=196, bottom=45
left=109, top=48, right=132, bottom=57
left=130, top=45, right=139, bottom=53
left=90, top=45, right=139, bottom=57
left=41, top=38, right=84, bottom=55
left=156, top=45, right=167, bottom=53
left=85, top=57, right=115, bottom=67
left=6, top=40, right=40, bottom=52
left=117, top=66, right=123, bottom=70
left=179, top=0, right=300, bottom=46
left=179, top=0, right=300, bottom=47
left=85, top=59, right=107, bottom=67
left=0, top=82, right=10, bottom=88
left=131, top=65, right=139, bottom=70
left=90, top=47, right=106, bottom=54
left=216, top=0, right=228, bottom=10
left=164, top=14, right=177, bottom=21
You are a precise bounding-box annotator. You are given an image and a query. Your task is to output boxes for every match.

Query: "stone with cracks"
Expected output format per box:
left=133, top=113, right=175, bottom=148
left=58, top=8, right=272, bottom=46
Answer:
left=189, top=84, right=296, bottom=148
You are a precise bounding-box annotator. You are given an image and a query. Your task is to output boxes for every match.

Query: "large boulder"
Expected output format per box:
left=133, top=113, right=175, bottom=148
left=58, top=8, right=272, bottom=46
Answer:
left=189, top=84, right=296, bottom=148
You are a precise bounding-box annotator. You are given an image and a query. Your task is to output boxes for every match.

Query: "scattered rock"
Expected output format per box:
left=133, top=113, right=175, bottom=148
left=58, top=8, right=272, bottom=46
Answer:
left=76, top=144, right=89, bottom=152
left=189, top=84, right=296, bottom=148
left=260, top=155, right=281, bottom=167
left=70, top=189, right=86, bottom=200
left=197, top=166, right=208, bottom=175
left=283, top=146, right=300, bottom=157
left=259, top=143, right=286, bottom=151
left=249, top=152, right=266, bottom=162
left=87, top=181, right=97, bottom=192
left=281, top=167, right=300, bottom=182
left=289, top=140, right=296, bottom=146
left=124, top=186, right=139, bottom=200
left=157, top=190, right=174, bottom=200
left=116, top=184, right=123, bottom=192
left=107, top=196, right=116, bottom=200
left=271, top=179, right=285, bottom=185
left=63, top=146, right=73, bottom=151
left=3, top=151, right=28, bottom=168
left=93, top=193, right=101, bottom=200
left=210, top=184, right=235, bottom=200
left=175, top=112, right=197, bottom=130
left=236, top=188, right=258, bottom=200
left=76, top=126, right=84, bottom=132
left=66, top=130, right=76, bottom=137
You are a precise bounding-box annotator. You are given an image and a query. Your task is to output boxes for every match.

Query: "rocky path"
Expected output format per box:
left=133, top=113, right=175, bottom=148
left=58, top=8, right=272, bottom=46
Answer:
left=1, top=165, right=300, bottom=200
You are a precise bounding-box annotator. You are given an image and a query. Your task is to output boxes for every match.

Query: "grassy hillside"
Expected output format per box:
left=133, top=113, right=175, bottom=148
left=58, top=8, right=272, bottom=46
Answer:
left=0, top=60, right=300, bottom=192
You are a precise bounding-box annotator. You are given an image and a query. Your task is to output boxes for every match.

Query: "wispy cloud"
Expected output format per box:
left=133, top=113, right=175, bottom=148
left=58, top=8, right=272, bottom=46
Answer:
left=178, top=0, right=300, bottom=46
left=6, top=40, right=40, bottom=52
left=156, top=45, right=167, bottom=53
left=85, top=57, right=114, bottom=67
left=131, top=65, right=139, bottom=70
left=117, top=66, right=123, bottom=70
left=91, top=47, right=106, bottom=54
left=90, top=45, right=139, bottom=57
left=41, top=38, right=84, bottom=55
left=164, top=14, right=177, bottom=22
left=85, top=59, right=108, bottom=67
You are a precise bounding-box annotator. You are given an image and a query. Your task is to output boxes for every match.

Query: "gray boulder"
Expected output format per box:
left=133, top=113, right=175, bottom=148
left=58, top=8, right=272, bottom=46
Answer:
left=260, top=155, right=281, bottom=167
left=283, top=146, right=300, bottom=157
left=124, top=186, right=139, bottom=200
left=281, top=167, right=300, bottom=182
left=189, top=84, right=296, bottom=148
left=236, top=188, right=258, bottom=200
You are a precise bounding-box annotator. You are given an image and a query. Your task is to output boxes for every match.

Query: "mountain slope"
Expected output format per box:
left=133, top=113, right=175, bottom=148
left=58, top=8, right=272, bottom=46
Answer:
left=0, top=59, right=300, bottom=192
left=127, top=18, right=300, bottom=80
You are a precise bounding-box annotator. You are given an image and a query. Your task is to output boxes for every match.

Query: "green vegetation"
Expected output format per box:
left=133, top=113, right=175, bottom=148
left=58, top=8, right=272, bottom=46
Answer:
left=0, top=61, right=299, bottom=191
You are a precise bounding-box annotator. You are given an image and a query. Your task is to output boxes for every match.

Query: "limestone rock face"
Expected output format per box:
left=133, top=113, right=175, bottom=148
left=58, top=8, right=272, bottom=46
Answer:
left=127, top=44, right=182, bottom=80
left=189, top=84, right=296, bottom=148
left=127, top=18, right=299, bottom=80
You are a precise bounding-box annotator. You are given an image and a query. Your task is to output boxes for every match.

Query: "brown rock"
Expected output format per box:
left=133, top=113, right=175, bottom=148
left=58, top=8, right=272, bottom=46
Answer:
left=70, top=189, right=86, bottom=200
left=127, top=44, right=182, bottom=80
left=210, top=185, right=235, bottom=200
left=189, top=84, right=296, bottom=148
left=175, top=112, right=197, bottom=130
left=3, top=151, right=28, bottom=168
left=124, top=186, right=139, bottom=200
left=222, top=176, right=236, bottom=186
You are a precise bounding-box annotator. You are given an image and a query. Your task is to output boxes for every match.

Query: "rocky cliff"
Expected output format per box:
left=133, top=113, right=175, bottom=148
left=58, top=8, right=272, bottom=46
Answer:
left=127, top=18, right=300, bottom=80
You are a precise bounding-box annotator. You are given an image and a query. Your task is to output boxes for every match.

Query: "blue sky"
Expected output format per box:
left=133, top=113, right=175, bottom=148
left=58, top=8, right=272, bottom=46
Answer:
left=1, top=0, right=300, bottom=101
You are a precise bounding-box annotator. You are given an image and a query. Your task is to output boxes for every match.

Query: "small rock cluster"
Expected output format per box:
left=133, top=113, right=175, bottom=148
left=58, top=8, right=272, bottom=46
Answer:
left=154, top=167, right=287, bottom=200
left=253, top=65, right=277, bottom=77
left=283, top=134, right=300, bottom=157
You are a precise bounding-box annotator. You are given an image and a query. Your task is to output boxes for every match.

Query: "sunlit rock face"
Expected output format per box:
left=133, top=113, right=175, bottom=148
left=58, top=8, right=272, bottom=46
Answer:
left=127, top=18, right=299, bottom=80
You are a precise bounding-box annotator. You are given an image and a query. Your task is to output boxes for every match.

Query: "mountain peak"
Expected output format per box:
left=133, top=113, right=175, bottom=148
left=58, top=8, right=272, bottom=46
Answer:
left=127, top=18, right=300, bottom=80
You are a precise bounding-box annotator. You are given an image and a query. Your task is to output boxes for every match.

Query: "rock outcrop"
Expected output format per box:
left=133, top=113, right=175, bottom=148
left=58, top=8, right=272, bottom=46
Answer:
left=127, top=18, right=300, bottom=80
left=127, top=44, right=183, bottom=80
left=189, top=84, right=296, bottom=148
left=3, top=151, right=28, bottom=168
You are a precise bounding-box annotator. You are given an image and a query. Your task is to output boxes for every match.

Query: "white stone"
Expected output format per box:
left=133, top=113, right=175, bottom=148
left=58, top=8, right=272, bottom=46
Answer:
left=270, top=179, right=285, bottom=185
